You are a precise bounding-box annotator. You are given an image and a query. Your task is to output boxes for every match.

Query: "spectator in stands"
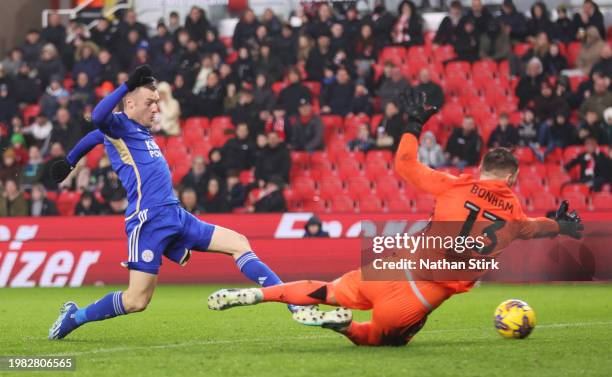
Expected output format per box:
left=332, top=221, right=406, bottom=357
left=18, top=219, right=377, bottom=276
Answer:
left=1, top=48, right=24, bottom=77
left=297, top=35, right=314, bottom=64
left=157, top=81, right=181, bottom=136
left=196, top=71, right=224, bottom=118
left=129, top=47, right=151, bottom=74
left=307, top=3, right=336, bottom=39
left=95, top=49, right=119, bottom=87
left=378, top=64, right=411, bottom=109
left=533, top=81, right=570, bottom=125
left=226, top=171, right=246, bottom=210
left=291, top=98, right=324, bottom=152
left=416, top=68, right=444, bottom=109
left=20, top=145, right=44, bottom=190
left=253, top=73, right=275, bottom=114
left=207, top=148, right=226, bottom=179
left=264, top=106, right=291, bottom=142
left=452, top=17, right=480, bottom=62
left=306, top=34, right=333, bottom=82
left=273, top=24, right=297, bottom=66
left=107, top=190, right=128, bottom=215
left=445, top=116, right=482, bottom=168
left=167, top=11, right=181, bottom=34
left=392, top=1, right=423, bottom=46
left=278, top=68, right=311, bottom=116
left=517, top=108, right=539, bottom=147
left=10, top=133, right=28, bottom=166
left=185, top=6, right=210, bottom=41
left=303, top=215, right=329, bottom=237
left=50, top=108, right=80, bottom=152
left=12, top=63, right=39, bottom=106
left=348, top=124, right=375, bottom=153
left=116, top=9, right=148, bottom=41
left=262, top=8, right=282, bottom=37
left=0, top=178, right=27, bottom=217
left=73, top=42, right=100, bottom=83
left=256, top=131, right=291, bottom=184
left=43, top=13, right=66, bottom=53
left=350, top=83, right=373, bottom=116
left=36, top=43, right=65, bottom=90
left=572, top=0, right=606, bottom=40
left=487, top=112, right=519, bottom=148
left=516, top=57, right=545, bottom=109
left=233, top=8, right=260, bottom=49
left=375, top=101, right=403, bottom=151
left=523, top=31, right=550, bottom=64
left=253, top=176, right=287, bottom=213
left=256, top=44, right=283, bottom=84
left=172, top=73, right=195, bottom=118
left=576, top=26, right=607, bottom=75
left=39, top=77, right=67, bottom=118
left=69, top=72, right=96, bottom=118
left=418, top=131, right=446, bottom=168
left=23, top=114, right=52, bottom=151
left=223, top=82, right=239, bottom=113
left=578, top=110, right=608, bottom=145
left=527, top=2, right=554, bottom=40
left=0, top=84, right=18, bottom=124
left=201, top=30, right=226, bottom=62
left=330, top=23, right=347, bottom=55
left=180, top=187, right=203, bottom=215
left=564, top=137, right=609, bottom=192
left=28, top=183, right=58, bottom=216
left=321, top=67, right=355, bottom=116
left=498, top=0, right=528, bottom=42
left=202, top=177, right=229, bottom=213
left=181, top=156, right=209, bottom=200
left=542, top=43, right=568, bottom=76
left=116, top=29, right=142, bottom=71
left=75, top=191, right=104, bottom=216
left=464, top=0, right=494, bottom=39
left=591, top=44, right=611, bottom=79
left=232, top=47, right=255, bottom=85
left=222, top=123, right=255, bottom=172
left=149, top=23, right=171, bottom=60
left=367, top=3, right=394, bottom=47
left=21, top=29, right=43, bottom=64
left=579, top=73, right=612, bottom=118
left=100, top=170, right=126, bottom=204
left=433, top=0, right=464, bottom=46
left=0, top=148, right=21, bottom=183
left=90, top=18, right=113, bottom=50
left=232, top=89, right=262, bottom=136
left=354, top=23, right=378, bottom=65
left=604, top=107, right=612, bottom=145
left=552, top=5, right=572, bottom=43
left=537, top=112, right=575, bottom=162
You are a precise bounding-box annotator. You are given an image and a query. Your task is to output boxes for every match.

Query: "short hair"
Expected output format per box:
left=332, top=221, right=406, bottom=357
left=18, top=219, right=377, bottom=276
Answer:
left=482, top=148, right=519, bottom=175
left=118, top=82, right=157, bottom=111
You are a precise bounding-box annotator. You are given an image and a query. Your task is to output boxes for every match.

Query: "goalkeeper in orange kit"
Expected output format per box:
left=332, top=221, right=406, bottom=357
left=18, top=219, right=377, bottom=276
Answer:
left=208, top=92, right=584, bottom=346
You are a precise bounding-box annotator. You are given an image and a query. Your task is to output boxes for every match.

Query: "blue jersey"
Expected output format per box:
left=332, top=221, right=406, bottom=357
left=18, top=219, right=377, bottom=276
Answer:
left=92, top=84, right=178, bottom=220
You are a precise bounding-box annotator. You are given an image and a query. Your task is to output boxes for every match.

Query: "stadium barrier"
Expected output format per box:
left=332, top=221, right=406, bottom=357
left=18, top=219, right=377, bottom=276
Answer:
left=1, top=212, right=611, bottom=287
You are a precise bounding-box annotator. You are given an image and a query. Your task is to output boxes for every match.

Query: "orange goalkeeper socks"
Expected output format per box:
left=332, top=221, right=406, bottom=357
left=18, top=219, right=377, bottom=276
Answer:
left=261, top=280, right=331, bottom=305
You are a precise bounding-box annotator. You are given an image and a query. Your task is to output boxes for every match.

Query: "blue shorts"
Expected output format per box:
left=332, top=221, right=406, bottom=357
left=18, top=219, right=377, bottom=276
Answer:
left=123, top=205, right=216, bottom=274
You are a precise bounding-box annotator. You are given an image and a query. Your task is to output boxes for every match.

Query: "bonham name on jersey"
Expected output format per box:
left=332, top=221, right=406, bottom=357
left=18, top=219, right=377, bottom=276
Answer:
left=469, top=184, right=514, bottom=214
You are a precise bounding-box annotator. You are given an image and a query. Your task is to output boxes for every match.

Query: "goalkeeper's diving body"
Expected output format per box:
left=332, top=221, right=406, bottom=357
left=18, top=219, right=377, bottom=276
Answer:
left=49, top=66, right=292, bottom=340
left=208, top=92, right=585, bottom=346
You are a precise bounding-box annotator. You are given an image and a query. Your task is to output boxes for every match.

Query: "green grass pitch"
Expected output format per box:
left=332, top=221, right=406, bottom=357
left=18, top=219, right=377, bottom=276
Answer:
left=1, top=284, right=611, bottom=377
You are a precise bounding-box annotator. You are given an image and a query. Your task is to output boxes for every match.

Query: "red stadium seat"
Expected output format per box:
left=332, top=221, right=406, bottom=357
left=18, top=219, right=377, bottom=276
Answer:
left=440, top=103, right=464, bottom=126
left=518, top=176, right=545, bottom=197
left=290, top=151, right=310, bottom=169
left=561, top=191, right=588, bottom=210
left=293, top=177, right=316, bottom=200
left=413, top=195, right=436, bottom=213
left=569, top=75, right=587, bottom=91
left=22, top=104, right=40, bottom=124
left=302, top=81, right=321, bottom=97
left=386, top=197, right=412, bottom=213
left=56, top=191, right=81, bottom=216
left=376, top=177, right=401, bottom=200
left=347, top=176, right=372, bottom=199
left=563, top=146, right=584, bottom=162
left=445, top=61, right=471, bottom=79
left=184, top=117, right=210, bottom=131
left=239, top=169, right=254, bottom=184
left=530, top=192, right=557, bottom=212
left=366, top=150, right=393, bottom=165
left=336, top=159, right=362, bottom=180
left=443, top=72, right=470, bottom=93
left=210, top=116, right=234, bottom=129
left=562, top=183, right=590, bottom=196
left=566, top=42, right=582, bottom=67
left=592, top=193, right=612, bottom=210
left=302, top=198, right=326, bottom=212
left=513, top=43, right=532, bottom=57
left=514, top=148, right=535, bottom=164
left=364, top=159, right=390, bottom=181
left=319, top=177, right=344, bottom=200
left=358, top=195, right=383, bottom=213
left=432, top=44, right=456, bottom=63
left=330, top=195, right=355, bottom=213
left=321, top=115, right=344, bottom=132
left=379, top=46, right=406, bottom=64
left=343, top=113, right=370, bottom=139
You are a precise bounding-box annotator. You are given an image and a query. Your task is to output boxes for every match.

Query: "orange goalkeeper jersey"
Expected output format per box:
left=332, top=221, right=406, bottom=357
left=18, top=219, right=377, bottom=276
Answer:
left=394, top=133, right=559, bottom=292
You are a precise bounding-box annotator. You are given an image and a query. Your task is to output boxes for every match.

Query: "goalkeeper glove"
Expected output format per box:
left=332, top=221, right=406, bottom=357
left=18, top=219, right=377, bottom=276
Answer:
left=51, top=158, right=73, bottom=183
left=398, top=90, right=439, bottom=138
left=126, top=65, right=155, bottom=91
left=554, top=200, right=584, bottom=239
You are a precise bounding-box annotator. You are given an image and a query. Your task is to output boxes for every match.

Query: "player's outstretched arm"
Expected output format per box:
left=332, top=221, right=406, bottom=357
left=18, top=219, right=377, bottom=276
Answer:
left=519, top=201, right=584, bottom=239
left=51, top=130, right=105, bottom=183
left=91, top=65, right=155, bottom=135
left=394, top=91, right=454, bottom=196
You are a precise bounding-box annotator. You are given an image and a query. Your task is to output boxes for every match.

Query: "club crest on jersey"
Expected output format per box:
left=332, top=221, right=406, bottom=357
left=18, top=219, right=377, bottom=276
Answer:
left=141, top=249, right=154, bottom=263
left=145, top=139, right=162, bottom=158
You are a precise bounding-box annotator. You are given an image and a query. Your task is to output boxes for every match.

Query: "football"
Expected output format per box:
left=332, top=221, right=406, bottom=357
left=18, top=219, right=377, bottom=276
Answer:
left=494, top=299, right=536, bottom=339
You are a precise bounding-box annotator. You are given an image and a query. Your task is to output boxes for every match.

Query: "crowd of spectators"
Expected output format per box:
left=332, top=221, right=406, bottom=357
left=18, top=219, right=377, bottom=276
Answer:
left=0, top=0, right=611, bottom=216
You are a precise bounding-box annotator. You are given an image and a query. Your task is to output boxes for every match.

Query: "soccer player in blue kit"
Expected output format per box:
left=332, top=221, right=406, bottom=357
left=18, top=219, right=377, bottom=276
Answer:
left=49, top=65, right=291, bottom=339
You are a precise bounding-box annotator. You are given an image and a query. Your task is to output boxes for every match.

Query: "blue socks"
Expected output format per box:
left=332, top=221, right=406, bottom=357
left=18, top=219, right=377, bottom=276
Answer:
left=74, top=291, right=126, bottom=325
left=235, top=251, right=283, bottom=287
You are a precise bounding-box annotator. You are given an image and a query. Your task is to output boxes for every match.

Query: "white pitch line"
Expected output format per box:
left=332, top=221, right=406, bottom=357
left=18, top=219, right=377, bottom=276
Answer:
left=47, top=320, right=612, bottom=357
